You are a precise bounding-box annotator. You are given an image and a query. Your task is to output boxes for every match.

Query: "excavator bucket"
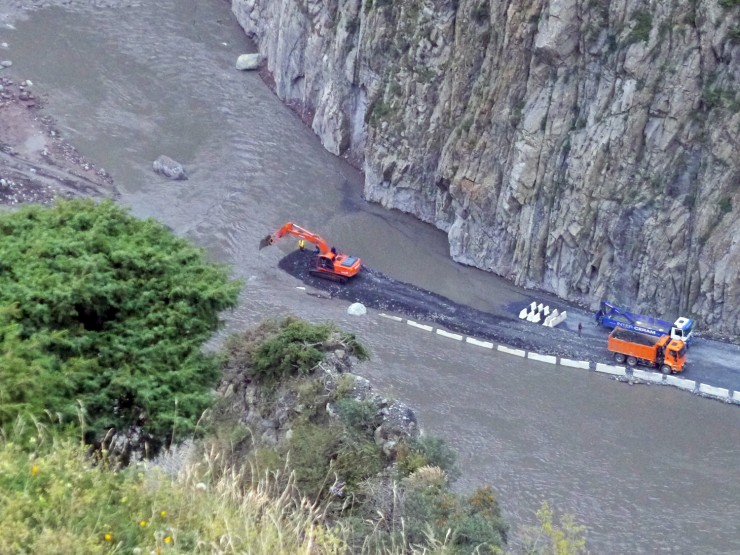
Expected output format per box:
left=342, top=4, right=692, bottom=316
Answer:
left=258, top=234, right=273, bottom=250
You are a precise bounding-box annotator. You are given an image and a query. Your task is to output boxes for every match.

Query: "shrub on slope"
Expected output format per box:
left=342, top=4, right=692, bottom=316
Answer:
left=0, top=200, right=240, bottom=452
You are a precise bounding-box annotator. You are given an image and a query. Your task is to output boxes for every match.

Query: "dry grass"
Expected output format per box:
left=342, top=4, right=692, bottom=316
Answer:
left=0, top=419, right=455, bottom=555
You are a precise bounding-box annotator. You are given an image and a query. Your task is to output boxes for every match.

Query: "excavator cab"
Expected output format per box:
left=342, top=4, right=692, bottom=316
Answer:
left=317, top=254, right=335, bottom=271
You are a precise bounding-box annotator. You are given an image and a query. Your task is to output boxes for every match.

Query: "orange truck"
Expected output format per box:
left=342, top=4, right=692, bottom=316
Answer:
left=607, top=328, right=687, bottom=374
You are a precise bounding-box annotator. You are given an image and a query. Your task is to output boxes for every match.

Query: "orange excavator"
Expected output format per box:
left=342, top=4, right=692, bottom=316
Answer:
left=259, top=222, right=362, bottom=283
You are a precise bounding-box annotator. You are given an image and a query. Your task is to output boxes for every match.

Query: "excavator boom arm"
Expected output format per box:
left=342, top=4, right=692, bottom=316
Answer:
left=262, top=222, right=330, bottom=253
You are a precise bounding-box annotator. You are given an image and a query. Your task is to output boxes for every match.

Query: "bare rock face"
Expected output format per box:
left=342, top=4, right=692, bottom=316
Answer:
left=232, top=0, right=740, bottom=339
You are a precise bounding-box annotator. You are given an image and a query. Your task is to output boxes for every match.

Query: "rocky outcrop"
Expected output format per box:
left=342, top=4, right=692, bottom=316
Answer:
left=218, top=340, right=419, bottom=457
left=232, top=0, right=740, bottom=339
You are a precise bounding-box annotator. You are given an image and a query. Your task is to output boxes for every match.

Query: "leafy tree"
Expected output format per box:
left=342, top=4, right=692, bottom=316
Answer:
left=0, top=200, right=240, bottom=451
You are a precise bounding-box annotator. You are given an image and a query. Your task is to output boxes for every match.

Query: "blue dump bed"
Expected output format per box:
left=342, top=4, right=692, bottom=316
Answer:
left=596, top=301, right=673, bottom=337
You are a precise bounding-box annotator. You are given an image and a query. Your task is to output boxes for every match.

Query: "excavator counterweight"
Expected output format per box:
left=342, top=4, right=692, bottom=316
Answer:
left=259, top=222, right=361, bottom=283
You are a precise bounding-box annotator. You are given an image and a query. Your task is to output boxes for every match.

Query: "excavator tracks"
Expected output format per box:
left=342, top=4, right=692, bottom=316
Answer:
left=309, top=269, right=347, bottom=284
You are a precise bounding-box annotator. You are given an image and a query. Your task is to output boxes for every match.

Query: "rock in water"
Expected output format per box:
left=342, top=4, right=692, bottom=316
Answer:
left=235, top=53, right=263, bottom=71
left=152, top=155, right=187, bottom=180
left=347, top=302, right=367, bottom=316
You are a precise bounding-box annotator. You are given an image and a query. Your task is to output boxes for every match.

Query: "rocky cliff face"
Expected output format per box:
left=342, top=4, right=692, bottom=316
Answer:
left=232, top=0, right=740, bottom=338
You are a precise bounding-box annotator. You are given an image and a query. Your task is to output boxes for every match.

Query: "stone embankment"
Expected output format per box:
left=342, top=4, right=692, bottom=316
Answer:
left=231, top=0, right=740, bottom=340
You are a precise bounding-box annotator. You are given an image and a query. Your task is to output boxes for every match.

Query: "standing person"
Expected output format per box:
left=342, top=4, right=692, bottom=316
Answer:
left=298, top=239, right=305, bottom=251
left=578, top=322, right=583, bottom=337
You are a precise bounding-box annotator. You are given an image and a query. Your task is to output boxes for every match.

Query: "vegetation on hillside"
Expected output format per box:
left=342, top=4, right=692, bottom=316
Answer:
left=0, top=423, right=344, bottom=555
left=0, top=200, right=240, bottom=453
left=0, top=422, right=586, bottom=555
left=211, top=318, right=509, bottom=554
left=0, top=202, right=587, bottom=554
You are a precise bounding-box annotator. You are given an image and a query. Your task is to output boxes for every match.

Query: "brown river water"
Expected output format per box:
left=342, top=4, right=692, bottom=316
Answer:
left=1, top=1, right=739, bottom=552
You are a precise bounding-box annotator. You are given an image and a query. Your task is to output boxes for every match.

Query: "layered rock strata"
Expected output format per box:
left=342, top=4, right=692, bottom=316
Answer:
left=232, top=0, right=740, bottom=338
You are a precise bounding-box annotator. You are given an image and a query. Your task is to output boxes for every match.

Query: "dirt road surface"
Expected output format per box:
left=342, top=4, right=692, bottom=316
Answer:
left=279, top=249, right=740, bottom=392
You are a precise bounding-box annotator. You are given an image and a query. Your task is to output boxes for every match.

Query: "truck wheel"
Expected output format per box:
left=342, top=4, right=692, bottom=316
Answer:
left=661, top=365, right=672, bottom=375
left=626, top=356, right=637, bottom=367
left=614, top=353, right=626, bottom=364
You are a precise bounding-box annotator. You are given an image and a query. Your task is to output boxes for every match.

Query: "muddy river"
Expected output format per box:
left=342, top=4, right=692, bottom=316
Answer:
left=2, top=0, right=739, bottom=552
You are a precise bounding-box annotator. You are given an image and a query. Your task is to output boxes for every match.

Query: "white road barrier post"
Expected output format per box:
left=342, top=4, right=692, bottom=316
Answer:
left=595, top=363, right=626, bottom=377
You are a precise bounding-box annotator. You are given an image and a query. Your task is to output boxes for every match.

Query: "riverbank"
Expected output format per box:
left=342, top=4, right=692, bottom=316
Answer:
left=0, top=72, right=114, bottom=206
left=3, top=1, right=740, bottom=551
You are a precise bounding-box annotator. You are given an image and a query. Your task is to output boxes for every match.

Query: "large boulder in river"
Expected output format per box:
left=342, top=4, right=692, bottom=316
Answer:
left=235, top=53, right=263, bottom=71
left=152, top=155, right=187, bottom=180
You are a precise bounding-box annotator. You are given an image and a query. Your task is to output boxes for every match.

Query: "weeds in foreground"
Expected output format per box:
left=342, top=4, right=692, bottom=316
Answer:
left=0, top=426, right=345, bottom=554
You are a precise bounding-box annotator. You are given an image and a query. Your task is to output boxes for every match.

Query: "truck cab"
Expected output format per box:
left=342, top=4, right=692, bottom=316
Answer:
left=671, top=317, right=695, bottom=345
left=659, top=336, right=687, bottom=373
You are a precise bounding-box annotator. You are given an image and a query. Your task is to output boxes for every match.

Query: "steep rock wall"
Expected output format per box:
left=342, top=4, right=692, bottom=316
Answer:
left=232, top=0, right=740, bottom=338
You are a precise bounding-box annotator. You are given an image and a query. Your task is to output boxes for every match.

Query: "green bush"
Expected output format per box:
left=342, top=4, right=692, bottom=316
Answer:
left=335, top=397, right=380, bottom=436
left=291, top=377, right=328, bottom=423
left=223, top=318, right=367, bottom=384
left=0, top=200, right=240, bottom=451
left=369, top=100, right=393, bottom=125
left=397, top=436, right=460, bottom=479
left=286, top=422, right=385, bottom=497
left=396, top=441, right=429, bottom=476
left=333, top=436, right=384, bottom=488
left=451, top=485, right=508, bottom=549
left=252, top=319, right=332, bottom=381
left=402, top=481, right=507, bottom=554
left=334, top=373, right=357, bottom=399
left=286, top=422, right=341, bottom=495
left=340, top=331, right=369, bottom=361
